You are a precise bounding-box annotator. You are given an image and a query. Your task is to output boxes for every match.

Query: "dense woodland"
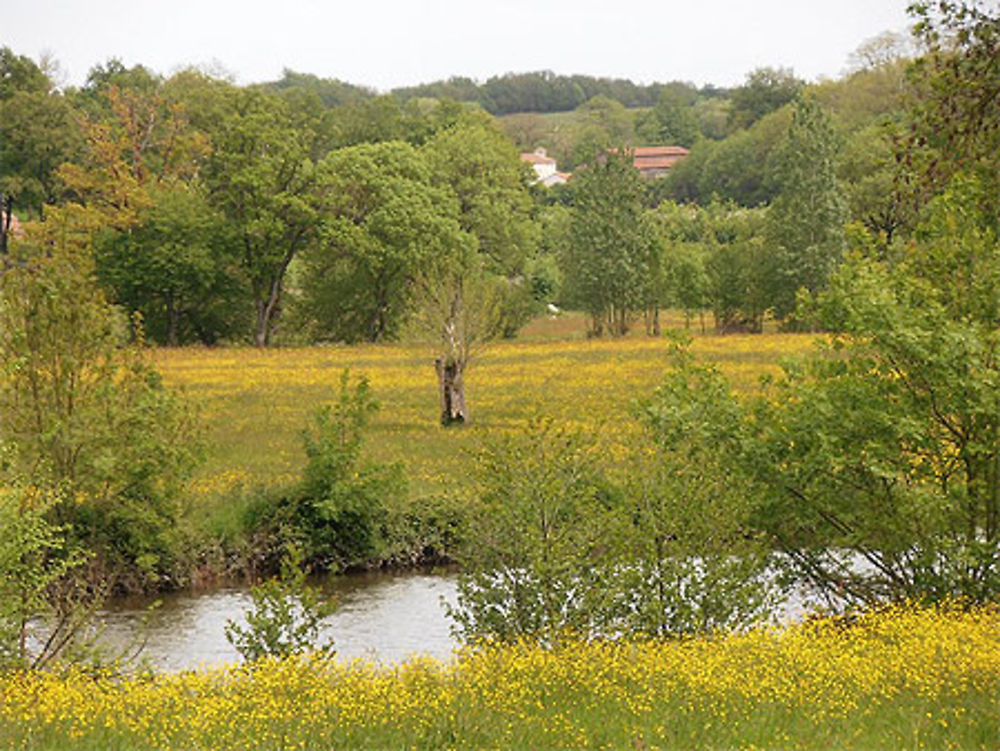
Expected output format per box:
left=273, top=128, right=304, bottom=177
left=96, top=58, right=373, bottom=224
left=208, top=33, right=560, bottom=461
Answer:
left=1, top=0, right=1000, bottom=669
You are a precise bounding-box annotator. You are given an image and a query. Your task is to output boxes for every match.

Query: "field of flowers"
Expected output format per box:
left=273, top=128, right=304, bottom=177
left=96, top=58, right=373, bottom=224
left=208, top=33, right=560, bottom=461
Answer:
left=2, top=604, right=997, bottom=750
left=158, top=315, right=817, bottom=513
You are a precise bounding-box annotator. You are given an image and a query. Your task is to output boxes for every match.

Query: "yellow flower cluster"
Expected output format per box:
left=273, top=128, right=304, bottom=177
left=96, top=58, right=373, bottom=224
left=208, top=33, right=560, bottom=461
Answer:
left=155, top=328, right=817, bottom=500
left=1, top=604, right=996, bottom=750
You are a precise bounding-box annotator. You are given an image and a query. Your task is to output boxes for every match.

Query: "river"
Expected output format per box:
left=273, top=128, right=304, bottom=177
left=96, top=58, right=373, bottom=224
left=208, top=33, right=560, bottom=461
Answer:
left=97, top=569, right=459, bottom=672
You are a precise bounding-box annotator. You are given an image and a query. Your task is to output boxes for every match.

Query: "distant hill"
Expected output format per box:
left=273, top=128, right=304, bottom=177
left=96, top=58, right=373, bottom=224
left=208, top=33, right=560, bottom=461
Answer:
left=390, top=70, right=728, bottom=116
left=257, top=69, right=377, bottom=108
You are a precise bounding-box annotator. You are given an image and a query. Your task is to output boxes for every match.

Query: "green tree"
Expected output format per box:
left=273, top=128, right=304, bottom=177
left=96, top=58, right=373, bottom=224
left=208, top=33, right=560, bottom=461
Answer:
left=449, top=420, right=614, bottom=641
left=409, top=253, right=505, bottom=425
left=0, top=215, right=199, bottom=587
left=297, top=141, right=465, bottom=343
left=563, top=150, right=659, bottom=336
left=617, top=349, right=777, bottom=635
left=0, top=481, right=90, bottom=670
left=906, top=1, right=1000, bottom=206
left=765, top=97, right=846, bottom=320
left=96, top=185, right=246, bottom=345
left=417, top=117, right=539, bottom=422
left=0, top=48, right=49, bottom=100
left=201, top=88, right=320, bottom=346
left=0, top=89, right=82, bottom=229
left=292, top=372, right=407, bottom=568
left=728, top=66, right=803, bottom=131
left=746, top=174, right=1000, bottom=605
left=644, top=87, right=700, bottom=147
left=225, top=546, right=336, bottom=662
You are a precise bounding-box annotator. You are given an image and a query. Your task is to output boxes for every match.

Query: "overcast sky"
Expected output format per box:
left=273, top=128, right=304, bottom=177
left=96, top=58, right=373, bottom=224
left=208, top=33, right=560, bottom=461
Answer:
left=7, top=1, right=913, bottom=92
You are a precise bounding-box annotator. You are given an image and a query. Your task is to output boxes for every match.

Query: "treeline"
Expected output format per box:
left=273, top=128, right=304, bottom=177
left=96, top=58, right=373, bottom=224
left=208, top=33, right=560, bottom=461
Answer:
left=0, top=35, right=907, bottom=350
left=389, top=70, right=728, bottom=115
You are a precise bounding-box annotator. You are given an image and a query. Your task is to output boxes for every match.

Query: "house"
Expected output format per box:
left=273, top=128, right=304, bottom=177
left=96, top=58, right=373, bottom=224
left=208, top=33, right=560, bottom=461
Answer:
left=631, top=145, right=689, bottom=179
left=520, top=148, right=570, bottom=186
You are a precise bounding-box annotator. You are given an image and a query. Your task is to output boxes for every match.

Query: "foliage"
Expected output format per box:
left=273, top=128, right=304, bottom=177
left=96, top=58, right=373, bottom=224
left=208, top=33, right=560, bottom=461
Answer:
left=201, top=87, right=321, bottom=346
left=728, top=66, right=803, bottom=130
left=665, top=107, right=790, bottom=207
left=563, top=150, right=659, bottom=336
left=616, top=347, right=778, bottom=635
left=765, top=96, right=846, bottom=320
left=408, top=257, right=505, bottom=425
left=906, top=1, right=1000, bottom=201
left=224, top=546, right=336, bottom=662
left=415, top=116, right=538, bottom=421
left=0, top=481, right=90, bottom=670
left=750, top=174, right=1000, bottom=605
left=0, top=220, right=199, bottom=587
left=290, top=372, right=407, bottom=569
left=449, top=419, right=614, bottom=641
left=95, top=184, right=246, bottom=345
left=297, top=140, right=465, bottom=343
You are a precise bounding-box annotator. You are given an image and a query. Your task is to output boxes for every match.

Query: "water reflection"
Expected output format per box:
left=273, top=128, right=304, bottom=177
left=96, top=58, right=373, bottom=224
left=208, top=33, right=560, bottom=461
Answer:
left=98, top=570, right=459, bottom=673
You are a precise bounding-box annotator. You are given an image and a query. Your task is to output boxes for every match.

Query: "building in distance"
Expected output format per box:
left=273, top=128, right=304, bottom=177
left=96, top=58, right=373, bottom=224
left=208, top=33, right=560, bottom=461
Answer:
left=520, top=148, right=571, bottom=187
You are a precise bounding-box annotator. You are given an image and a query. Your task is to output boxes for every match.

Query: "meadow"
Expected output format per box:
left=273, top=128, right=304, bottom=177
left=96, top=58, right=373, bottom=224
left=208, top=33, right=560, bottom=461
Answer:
left=2, top=603, right=997, bottom=750
left=160, top=313, right=817, bottom=520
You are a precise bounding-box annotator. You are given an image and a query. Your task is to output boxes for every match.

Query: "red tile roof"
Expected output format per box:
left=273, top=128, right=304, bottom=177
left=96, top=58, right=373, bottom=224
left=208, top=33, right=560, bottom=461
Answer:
left=520, top=152, right=556, bottom=165
left=632, top=146, right=690, bottom=157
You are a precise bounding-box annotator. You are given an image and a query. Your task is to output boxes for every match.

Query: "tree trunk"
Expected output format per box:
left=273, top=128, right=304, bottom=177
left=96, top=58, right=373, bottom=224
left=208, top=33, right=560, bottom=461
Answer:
left=166, top=294, right=180, bottom=347
left=435, top=357, right=467, bottom=426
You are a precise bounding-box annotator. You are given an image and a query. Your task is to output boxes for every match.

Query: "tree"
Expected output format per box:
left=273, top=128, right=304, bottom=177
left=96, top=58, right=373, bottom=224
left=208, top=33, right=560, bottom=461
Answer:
left=745, top=173, right=1000, bottom=606
left=563, top=150, right=659, bottom=337
left=0, top=47, right=49, bottom=101
left=619, top=348, right=777, bottom=635
left=293, top=372, right=406, bottom=568
left=202, top=88, right=320, bottom=346
left=449, top=419, right=614, bottom=641
left=0, top=481, right=90, bottom=670
left=409, top=253, right=505, bottom=425
left=95, top=184, right=246, bottom=345
left=225, top=546, right=336, bottom=662
left=417, top=117, right=539, bottom=422
left=728, top=66, right=803, bottom=131
left=297, top=141, right=464, bottom=343
left=0, top=48, right=61, bottom=253
left=765, top=97, right=846, bottom=320
left=0, top=214, right=199, bottom=588
left=0, top=89, right=82, bottom=230
left=905, top=1, right=1000, bottom=204
left=641, top=86, right=700, bottom=148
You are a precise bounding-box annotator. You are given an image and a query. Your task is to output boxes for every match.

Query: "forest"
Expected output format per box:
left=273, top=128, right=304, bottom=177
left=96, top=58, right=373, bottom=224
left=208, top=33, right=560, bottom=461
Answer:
left=1, top=1, right=1000, bottom=748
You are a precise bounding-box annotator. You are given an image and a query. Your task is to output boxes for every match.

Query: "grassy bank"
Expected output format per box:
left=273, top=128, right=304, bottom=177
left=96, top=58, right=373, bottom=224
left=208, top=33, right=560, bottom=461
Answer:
left=3, top=604, right=997, bottom=750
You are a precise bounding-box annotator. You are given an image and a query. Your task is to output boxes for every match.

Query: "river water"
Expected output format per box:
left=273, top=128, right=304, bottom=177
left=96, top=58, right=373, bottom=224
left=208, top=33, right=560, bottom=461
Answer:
left=97, top=567, right=817, bottom=673
left=98, top=570, right=460, bottom=672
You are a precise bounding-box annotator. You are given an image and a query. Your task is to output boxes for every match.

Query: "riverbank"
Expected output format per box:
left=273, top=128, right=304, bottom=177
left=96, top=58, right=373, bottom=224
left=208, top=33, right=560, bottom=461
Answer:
left=4, top=603, right=997, bottom=750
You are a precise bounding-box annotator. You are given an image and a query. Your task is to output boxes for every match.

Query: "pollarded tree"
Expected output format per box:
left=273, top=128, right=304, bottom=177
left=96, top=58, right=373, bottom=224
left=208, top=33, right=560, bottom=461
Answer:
left=765, top=96, right=846, bottom=321
left=415, top=116, right=539, bottom=423
left=564, top=149, right=660, bottom=337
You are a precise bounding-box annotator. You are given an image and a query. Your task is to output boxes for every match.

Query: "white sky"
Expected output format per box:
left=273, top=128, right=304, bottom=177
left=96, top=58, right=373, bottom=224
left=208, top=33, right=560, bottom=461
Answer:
left=7, top=1, right=914, bottom=92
